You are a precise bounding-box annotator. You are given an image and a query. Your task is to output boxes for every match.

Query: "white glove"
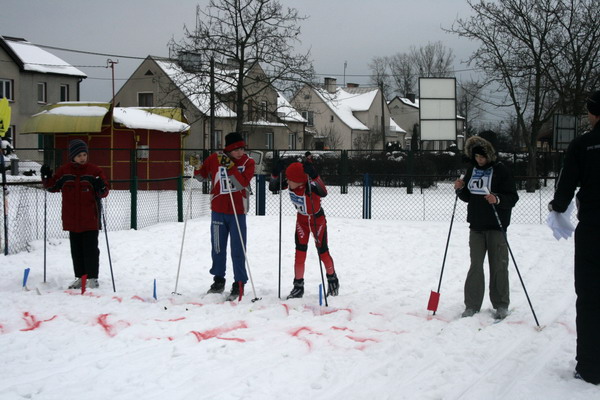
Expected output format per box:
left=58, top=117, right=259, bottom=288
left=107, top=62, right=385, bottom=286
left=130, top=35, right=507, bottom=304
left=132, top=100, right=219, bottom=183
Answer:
left=546, top=201, right=575, bottom=240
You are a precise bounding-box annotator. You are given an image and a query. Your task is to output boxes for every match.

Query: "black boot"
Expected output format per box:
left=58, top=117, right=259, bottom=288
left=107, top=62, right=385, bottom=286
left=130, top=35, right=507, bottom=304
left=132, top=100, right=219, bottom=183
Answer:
left=287, top=279, right=304, bottom=299
left=226, top=281, right=244, bottom=301
left=326, top=273, right=339, bottom=297
left=207, top=276, right=226, bottom=294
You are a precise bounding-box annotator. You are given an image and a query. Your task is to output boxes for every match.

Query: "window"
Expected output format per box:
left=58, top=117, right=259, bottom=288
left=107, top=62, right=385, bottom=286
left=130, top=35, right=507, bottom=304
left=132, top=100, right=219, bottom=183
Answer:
left=3, top=126, right=15, bottom=146
left=212, top=130, right=222, bottom=149
left=37, top=134, right=44, bottom=150
left=138, top=92, right=154, bottom=107
left=288, top=133, right=296, bottom=150
left=37, top=82, right=47, bottom=103
left=301, top=111, right=314, bottom=127
left=60, top=84, right=70, bottom=102
left=330, top=115, right=334, bottom=123
left=0, top=79, right=13, bottom=100
left=265, top=132, right=273, bottom=149
left=260, top=101, right=268, bottom=120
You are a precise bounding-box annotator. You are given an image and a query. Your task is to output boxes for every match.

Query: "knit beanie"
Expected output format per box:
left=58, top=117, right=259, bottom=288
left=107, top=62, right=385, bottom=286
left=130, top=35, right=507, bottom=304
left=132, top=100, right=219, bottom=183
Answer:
left=68, top=139, right=88, bottom=161
left=286, top=162, right=307, bottom=184
left=224, top=132, right=245, bottom=152
left=586, top=90, right=600, bottom=116
left=472, top=145, right=487, bottom=157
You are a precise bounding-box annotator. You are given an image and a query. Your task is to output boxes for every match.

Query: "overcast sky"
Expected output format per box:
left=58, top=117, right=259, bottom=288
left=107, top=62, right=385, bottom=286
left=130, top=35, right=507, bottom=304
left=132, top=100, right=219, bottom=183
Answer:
left=2, top=0, right=494, bottom=120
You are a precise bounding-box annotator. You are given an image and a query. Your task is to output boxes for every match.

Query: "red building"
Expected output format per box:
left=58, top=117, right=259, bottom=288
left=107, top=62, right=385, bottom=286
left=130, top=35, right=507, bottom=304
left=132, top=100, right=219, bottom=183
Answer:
left=22, top=102, right=190, bottom=189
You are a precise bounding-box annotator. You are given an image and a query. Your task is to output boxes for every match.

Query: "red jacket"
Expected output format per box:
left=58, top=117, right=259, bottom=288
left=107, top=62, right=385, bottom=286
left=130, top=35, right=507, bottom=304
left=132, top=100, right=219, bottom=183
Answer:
left=44, top=162, right=109, bottom=232
left=198, top=152, right=255, bottom=214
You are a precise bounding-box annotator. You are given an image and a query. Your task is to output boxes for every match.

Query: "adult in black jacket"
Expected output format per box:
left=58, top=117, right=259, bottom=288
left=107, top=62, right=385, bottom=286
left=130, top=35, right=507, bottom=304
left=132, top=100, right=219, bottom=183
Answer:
left=454, top=132, right=519, bottom=320
left=549, top=90, right=600, bottom=385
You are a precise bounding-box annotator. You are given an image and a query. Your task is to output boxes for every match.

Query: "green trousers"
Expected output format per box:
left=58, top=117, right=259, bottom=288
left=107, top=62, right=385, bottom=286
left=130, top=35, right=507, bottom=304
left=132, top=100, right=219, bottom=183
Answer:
left=464, top=229, right=510, bottom=311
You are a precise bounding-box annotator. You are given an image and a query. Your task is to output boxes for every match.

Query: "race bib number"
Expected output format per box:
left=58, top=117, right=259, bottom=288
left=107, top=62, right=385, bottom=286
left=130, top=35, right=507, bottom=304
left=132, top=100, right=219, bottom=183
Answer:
left=289, top=191, right=308, bottom=215
left=468, top=168, right=493, bottom=195
left=217, top=165, right=245, bottom=194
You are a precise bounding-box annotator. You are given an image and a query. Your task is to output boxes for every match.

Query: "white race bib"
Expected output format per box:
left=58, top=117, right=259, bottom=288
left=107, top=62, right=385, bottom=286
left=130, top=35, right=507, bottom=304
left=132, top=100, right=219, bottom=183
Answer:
left=468, top=167, right=493, bottom=195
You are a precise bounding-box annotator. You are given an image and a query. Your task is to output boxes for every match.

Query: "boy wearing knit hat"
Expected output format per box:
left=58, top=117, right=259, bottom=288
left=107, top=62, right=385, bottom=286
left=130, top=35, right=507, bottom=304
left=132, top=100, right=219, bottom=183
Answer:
left=41, top=139, right=109, bottom=289
left=269, top=159, right=339, bottom=299
left=549, top=90, right=600, bottom=385
left=196, top=132, right=255, bottom=301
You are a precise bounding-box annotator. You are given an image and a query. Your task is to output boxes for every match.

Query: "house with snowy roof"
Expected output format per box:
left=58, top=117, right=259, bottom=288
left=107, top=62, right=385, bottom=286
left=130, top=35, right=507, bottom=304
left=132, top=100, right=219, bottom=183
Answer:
left=388, top=95, right=465, bottom=151
left=0, top=35, right=87, bottom=160
left=113, top=56, right=306, bottom=152
left=291, top=78, right=405, bottom=150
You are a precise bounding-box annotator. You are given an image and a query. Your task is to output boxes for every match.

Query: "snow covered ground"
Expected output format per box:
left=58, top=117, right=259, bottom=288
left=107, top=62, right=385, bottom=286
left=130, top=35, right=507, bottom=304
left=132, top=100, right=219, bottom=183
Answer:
left=1, top=214, right=597, bottom=399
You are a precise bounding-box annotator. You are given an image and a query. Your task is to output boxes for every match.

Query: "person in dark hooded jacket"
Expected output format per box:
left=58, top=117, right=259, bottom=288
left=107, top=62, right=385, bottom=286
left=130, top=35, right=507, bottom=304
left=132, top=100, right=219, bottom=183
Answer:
left=454, top=132, right=519, bottom=320
left=549, top=90, right=600, bottom=385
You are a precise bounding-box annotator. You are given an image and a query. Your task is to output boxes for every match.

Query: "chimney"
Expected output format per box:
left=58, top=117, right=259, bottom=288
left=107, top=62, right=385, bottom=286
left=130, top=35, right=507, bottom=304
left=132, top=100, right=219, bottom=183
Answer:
left=324, top=77, right=337, bottom=94
left=406, top=93, right=416, bottom=103
left=346, top=83, right=359, bottom=88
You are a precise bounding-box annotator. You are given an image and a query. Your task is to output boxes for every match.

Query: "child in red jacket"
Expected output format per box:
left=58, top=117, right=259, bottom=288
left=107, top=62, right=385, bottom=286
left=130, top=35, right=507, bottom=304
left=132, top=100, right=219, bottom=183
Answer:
left=41, top=139, right=109, bottom=289
left=196, top=132, right=255, bottom=300
left=269, top=160, right=339, bottom=299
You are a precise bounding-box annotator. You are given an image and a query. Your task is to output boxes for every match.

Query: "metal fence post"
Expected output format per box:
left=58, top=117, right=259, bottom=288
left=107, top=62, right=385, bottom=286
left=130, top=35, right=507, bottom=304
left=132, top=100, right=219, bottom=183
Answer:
left=256, top=174, right=266, bottom=216
left=362, top=173, right=372, bottom=219
left=177, top=175, right=183, bottom=222
left=131, top=175, right=138, bottom=230
left=340, top=150, right=348, bottom=194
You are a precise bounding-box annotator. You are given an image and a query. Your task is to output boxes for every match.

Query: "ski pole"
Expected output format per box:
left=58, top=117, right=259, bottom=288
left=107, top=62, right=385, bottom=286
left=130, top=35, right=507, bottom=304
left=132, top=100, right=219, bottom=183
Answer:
left=428, top=192, right=459, bottom=314
left=226, top=171, right=260, bottom=302
left=1, top=152, right=8, bottom=255
left=483, top=188, right=540, bottom=328
left=43, top=189, right=47, bottom=283
left=101, top=199, right=116, bottom=292
left=173, top=178, right=194, bottom=295
left=306, top=175, right=329, bottom=307
left=278, top=168, right=282, bottom=299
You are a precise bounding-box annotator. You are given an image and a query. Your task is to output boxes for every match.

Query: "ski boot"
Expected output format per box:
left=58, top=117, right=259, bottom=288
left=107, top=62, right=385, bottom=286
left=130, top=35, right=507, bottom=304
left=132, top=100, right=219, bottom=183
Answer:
left=68, top=278, right=82, bottom=289
left=286, top=279, right=304, bottom=299
left=326, top=273, right=339, bottom=297
left=226, top=281, right=244, bottom=301
left=207, top=276, right=226, bottom=294
left=87, top=278, right=99, bottom=289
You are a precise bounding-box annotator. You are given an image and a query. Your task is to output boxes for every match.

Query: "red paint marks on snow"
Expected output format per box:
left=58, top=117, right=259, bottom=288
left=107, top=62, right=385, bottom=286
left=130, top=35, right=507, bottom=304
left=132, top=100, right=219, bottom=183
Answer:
left=154, top=317, right=186, bottom=322
left=557, top=321, right=576, bottom=335
left=20, top=312, right=57, bottom=331
left=189, top=321, right=248, bottom=342
left=331, top=326, right=353, bottom=332
left=281, top=304, right=290, bottom=316
left=0, top=324, right=4, bottom=334
left=406, top=311, right=451, bottom=323
left=96, top=314, right=130, bottom=337
left=369, top=312, right=384, bottom=317
left=346, top=335, right=380, bottom=343
left=303, top=305, right=353, bottom=320
left=112, top=296, right=123, bottom=303
left=131, top=295, right=146, bottom=302
left=289, top=326, right=323, bottom=350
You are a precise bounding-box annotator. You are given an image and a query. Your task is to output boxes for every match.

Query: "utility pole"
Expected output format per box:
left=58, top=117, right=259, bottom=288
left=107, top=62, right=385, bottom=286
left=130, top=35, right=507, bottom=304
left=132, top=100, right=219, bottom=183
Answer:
left=380, top=81, right=386, bottom=150
left=106, top=59, right=119, bottom=104
left=210, top=56, right=215, bottom=151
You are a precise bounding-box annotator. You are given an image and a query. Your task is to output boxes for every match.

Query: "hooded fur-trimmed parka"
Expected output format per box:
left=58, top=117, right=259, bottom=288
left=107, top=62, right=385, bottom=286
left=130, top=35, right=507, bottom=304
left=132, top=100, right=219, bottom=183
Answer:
left=457, top=135, right=519, bottom=231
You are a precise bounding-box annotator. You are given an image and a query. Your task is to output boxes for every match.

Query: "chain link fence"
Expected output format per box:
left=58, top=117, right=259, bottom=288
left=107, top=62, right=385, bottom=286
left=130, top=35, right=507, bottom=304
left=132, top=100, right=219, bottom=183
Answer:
left=2, top=144, right=571, bottom=255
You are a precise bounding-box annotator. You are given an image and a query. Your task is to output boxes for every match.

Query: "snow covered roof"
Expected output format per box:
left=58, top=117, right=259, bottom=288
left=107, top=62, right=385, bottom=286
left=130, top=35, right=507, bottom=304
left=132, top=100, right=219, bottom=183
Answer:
left=399, top=97, right=420, bottom=108
left=154, top=58, right=236, bottom=118
left=314, top=86, right=379, bottom=130
left=1, top=36, right=86, bottom=77
left=113, top=108, right=189, bottom=132
left=389, top=117, right=406, bottom=133
left=21, top=102, right=189, bottom=134
left=277, top=91, right=306, bottom=123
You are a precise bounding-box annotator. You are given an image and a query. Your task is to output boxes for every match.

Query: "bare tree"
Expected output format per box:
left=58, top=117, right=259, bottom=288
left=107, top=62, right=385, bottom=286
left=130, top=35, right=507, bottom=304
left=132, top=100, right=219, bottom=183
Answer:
left=368, top=56, right=393, bottom=99
left=320, top=126, right=343, bottom=150
left=411, top=41, right=455, bottom=78
left=169, top=0, right=315, bottom=132
left=386, top=41, right=455, bottom=97
left=450, top=0, right=600, bottom=191
left=457, top=79, right=484, bottom=136
left=389, top=53, right=415, bottom=96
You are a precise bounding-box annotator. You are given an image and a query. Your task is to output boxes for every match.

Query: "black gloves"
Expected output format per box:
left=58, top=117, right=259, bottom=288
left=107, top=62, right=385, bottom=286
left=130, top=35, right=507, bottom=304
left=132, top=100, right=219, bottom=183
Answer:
left=92, top=177, right=106, bottom=194
left=271, top=159, right=284, bottom=176
left=40, top=164, right=53, bottom=180
left=548, top=201, right=566, bottom=213
left=217, top=153, right=235, bottom=170
left=303, top=161, right=318, bottom=179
